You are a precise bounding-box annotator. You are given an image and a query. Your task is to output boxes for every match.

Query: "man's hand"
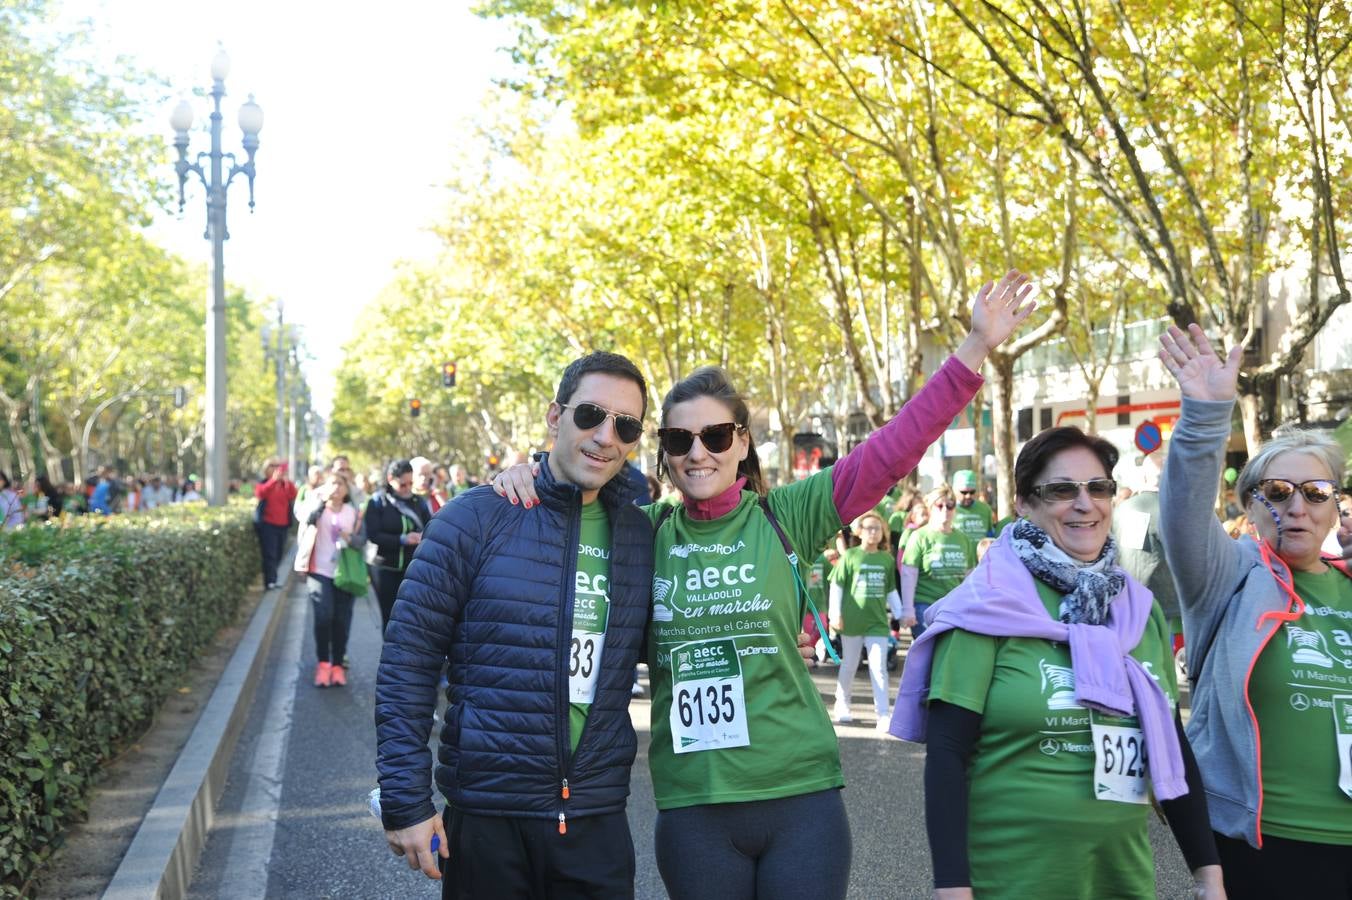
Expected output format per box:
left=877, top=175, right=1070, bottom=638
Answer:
left=902, top=615, right=917, bottom=629
left=385, top=814, right=449, bottom=880
left=934, top=888, right=974, bottom=900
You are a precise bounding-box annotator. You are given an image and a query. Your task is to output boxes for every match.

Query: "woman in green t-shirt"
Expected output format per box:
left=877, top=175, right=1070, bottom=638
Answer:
left=1159, top=325, right=1352, bottom=897
left=828, top=511, right=901, bottom=730
left=899, top=485, right=975, bottom=638
left=895, top=426, right=1222, bottom=899
left=496, top=270, right=1040, bottom=899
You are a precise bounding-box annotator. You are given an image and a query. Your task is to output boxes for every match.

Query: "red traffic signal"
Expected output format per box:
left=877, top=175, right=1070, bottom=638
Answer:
left=410, top=398, right=422, bottom=418
left=441, top=361, right=457, bottom=388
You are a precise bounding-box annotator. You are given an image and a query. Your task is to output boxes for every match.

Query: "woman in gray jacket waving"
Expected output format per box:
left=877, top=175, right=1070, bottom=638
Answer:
left=1159, top=324, right=1352, bottom=898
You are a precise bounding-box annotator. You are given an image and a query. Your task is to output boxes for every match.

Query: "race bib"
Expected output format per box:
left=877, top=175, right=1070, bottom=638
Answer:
left=1091, top=716, right=1149, bottom=804
left=669, top=638, right=750, bottom=754
left=1334, top=694, right=1352, bottom=800
left=568, top=593, right=609, bottom=705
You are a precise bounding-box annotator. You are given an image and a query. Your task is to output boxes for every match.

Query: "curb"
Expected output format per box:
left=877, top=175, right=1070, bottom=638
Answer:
left=103, top=560, right=294, bottom=900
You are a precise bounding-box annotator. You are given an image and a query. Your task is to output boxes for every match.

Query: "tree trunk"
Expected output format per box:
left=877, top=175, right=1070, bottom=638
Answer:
left=985, top=354, right=1017, bottom=520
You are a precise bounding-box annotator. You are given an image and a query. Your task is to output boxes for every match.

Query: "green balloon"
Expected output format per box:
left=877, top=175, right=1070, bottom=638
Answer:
left=1223, top=467, right=1238, bottom=484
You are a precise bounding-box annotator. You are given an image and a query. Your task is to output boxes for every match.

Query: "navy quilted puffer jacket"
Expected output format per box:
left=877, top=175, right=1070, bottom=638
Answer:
left=374, top=456, right=654, bottom=830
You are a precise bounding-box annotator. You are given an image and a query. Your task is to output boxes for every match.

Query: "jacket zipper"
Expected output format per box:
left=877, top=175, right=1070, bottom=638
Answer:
left=556, top=490, right=582, bottom=835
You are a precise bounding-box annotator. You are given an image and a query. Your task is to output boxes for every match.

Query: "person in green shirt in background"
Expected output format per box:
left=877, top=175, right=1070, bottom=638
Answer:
left=900, top=485, right=977, bottom=638
left=886, top=487, right=927, bottom=555
left=829, top=511, right=902, bottom=730
left=806, top=536, right=842, bottom=664
left=951, top=468, right=994, bottom=542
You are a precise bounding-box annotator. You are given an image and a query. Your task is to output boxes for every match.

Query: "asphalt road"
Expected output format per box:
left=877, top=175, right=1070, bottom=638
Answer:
left=187, top=582, right=1195, bottom=899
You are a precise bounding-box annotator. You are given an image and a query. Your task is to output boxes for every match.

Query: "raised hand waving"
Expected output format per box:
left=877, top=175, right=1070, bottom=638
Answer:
left=1158, top=323, right=1242, bottom=403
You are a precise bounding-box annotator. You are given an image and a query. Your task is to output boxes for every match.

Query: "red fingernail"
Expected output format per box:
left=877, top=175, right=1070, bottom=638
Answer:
left=511, top=497, right=518, bottom=505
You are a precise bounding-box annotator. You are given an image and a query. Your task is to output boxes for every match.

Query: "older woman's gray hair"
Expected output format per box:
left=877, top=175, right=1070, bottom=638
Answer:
left=1235, top=426, right=1346, bottom=505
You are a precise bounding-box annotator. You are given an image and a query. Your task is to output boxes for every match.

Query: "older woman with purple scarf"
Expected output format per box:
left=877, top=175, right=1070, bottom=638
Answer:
left=892, top=426, right=1224, bottom=899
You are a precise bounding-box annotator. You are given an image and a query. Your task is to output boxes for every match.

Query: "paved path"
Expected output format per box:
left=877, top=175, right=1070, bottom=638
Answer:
left=187, top=583, right=1194, bottom=898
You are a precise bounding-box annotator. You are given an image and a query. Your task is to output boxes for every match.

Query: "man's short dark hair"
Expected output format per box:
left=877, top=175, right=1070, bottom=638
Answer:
left=1014, top=426, right=1119, bottom=502
left=555, top=352, right=648, bottom=417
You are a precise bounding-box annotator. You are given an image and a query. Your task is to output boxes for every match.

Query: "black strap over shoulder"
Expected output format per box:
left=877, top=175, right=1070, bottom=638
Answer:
left=757, top=495, right=796, bottom=562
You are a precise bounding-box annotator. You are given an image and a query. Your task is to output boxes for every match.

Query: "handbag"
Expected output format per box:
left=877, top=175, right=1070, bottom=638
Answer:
left=334, top=546, right=369, bottom=595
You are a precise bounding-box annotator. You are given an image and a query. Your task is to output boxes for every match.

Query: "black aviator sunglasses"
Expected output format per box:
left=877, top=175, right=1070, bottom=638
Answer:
left=559, top=402, right=644, bottom=444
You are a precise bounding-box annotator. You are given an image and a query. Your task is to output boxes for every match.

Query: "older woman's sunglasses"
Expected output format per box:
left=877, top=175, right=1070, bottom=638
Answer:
left=1254, top=478, right=1338, bottom=504
left=658, top=423, right=745, bottom=456
left=559, top=402, right=644, bottom=444
left=1031, top=478, right=1117, bottom=502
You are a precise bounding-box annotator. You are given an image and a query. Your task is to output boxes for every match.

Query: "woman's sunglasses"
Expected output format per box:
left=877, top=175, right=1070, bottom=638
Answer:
left=934, top=500, right=956, bottom=509
left=559, top=402, right=644, bottom=444
left=1253, top=478, right=1338, bottom=504
left=1030, top=478, right=1117, bottom=502
left=658, top=423, right=745, bottom=456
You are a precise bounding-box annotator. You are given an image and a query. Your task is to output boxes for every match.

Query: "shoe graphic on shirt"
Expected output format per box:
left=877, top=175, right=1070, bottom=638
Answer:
left=1286, top=625, right=1336, bottom=669
left=674, top=650, right=693, bottom=675
left=652, top=576, right=675, bottom=622
left=1038, top=659, right=1080, bottom=710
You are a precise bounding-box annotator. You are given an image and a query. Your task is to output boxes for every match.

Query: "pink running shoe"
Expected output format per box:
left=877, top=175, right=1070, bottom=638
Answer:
left=329, top=665, right=346, bottom=687
left=314, top=661, right=332, bottom=687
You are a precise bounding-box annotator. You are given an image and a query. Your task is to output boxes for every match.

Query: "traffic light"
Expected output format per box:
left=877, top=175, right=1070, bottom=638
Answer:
left=410, top=398, right=422, bottom=418
left=487, top=453, right=500, bottom=468
left=441, top=360, right=457, bottom=388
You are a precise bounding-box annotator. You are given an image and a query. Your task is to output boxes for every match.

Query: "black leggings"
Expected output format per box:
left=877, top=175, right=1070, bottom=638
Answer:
left=1215, top=831, right=1352, bottom=899
left=654, top=789, right=850, bottom=900
left=307, top=574, right=354, bottom=664
left=373, top=566, right=404, bottom=636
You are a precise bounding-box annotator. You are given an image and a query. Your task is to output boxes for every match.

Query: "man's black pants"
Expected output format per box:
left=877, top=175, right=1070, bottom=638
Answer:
left=439, top=807, right=634, bottom=900
left=258, top=521, right=287, bottom=586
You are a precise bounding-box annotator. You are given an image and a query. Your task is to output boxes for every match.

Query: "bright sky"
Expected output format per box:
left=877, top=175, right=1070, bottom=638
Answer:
left=64, top=1, right=517, bottom=418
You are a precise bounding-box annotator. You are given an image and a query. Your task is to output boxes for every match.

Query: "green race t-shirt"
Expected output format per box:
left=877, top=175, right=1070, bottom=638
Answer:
left=568, top=501, right=612, bottom=755
left=645, top=470, right=844, bottom=810
left=927, top=580, right=1177, bottom=898
left=902, top=527, right=976, bottom=606
left=1250, top=565, right=1352, bottom=843
left=953, top=498, right=993, bottom=542
left=830, top=547, right=897, bottom=637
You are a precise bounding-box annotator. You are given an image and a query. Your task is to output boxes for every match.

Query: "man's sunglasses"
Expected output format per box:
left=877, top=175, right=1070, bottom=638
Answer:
left=1253, top=478, right=1338, bottom=505
left=1030, top=478, right=1117, bottom=502
left=559, top=402, right=644, bottom=444
left=657, top=423, right=746, bottom=457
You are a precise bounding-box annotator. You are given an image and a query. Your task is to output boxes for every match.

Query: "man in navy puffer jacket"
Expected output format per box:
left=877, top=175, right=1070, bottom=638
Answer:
left=376, top=352, right=654, bottom=898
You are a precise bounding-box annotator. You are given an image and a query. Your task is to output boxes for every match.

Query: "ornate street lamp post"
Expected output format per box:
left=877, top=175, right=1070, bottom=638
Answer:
left=170, top=46, right=263, bottom=506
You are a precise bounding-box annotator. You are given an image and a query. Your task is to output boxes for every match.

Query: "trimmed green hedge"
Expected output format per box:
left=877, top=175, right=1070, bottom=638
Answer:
left=0, top=503, right=262, bottom=897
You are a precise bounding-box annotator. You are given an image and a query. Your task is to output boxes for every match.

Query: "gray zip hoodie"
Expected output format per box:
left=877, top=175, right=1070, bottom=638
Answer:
left=1159, top=397, right=1298, bottom=848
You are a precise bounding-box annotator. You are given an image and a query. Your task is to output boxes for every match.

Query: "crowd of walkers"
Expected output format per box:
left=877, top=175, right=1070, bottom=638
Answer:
left=355, top=271, right=1352, bottom=900
left=255, top=454, right=488, bottom=689
left=0, top=466, right=211, bottom=529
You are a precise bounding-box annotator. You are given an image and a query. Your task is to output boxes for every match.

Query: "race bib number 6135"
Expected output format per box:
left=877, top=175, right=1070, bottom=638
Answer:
left=669, top=638, right=750, bottom=754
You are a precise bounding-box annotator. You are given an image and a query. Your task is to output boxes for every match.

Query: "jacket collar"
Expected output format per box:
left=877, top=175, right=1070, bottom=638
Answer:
left=533, top=452, right=640, bottom=512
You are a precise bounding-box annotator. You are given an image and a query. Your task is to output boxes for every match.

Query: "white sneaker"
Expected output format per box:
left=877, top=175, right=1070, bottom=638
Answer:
left=874, top=717, right=892, bottom=733
left=631, top=682, right=645, bottom=697
left=833, top=709, right=853, bottom=724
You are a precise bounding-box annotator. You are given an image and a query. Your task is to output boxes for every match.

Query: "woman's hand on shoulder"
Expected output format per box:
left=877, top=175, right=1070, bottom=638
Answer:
left=492, top=462, right=541, bottom=508
left=1159, top=323, right=1241, bottom=403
